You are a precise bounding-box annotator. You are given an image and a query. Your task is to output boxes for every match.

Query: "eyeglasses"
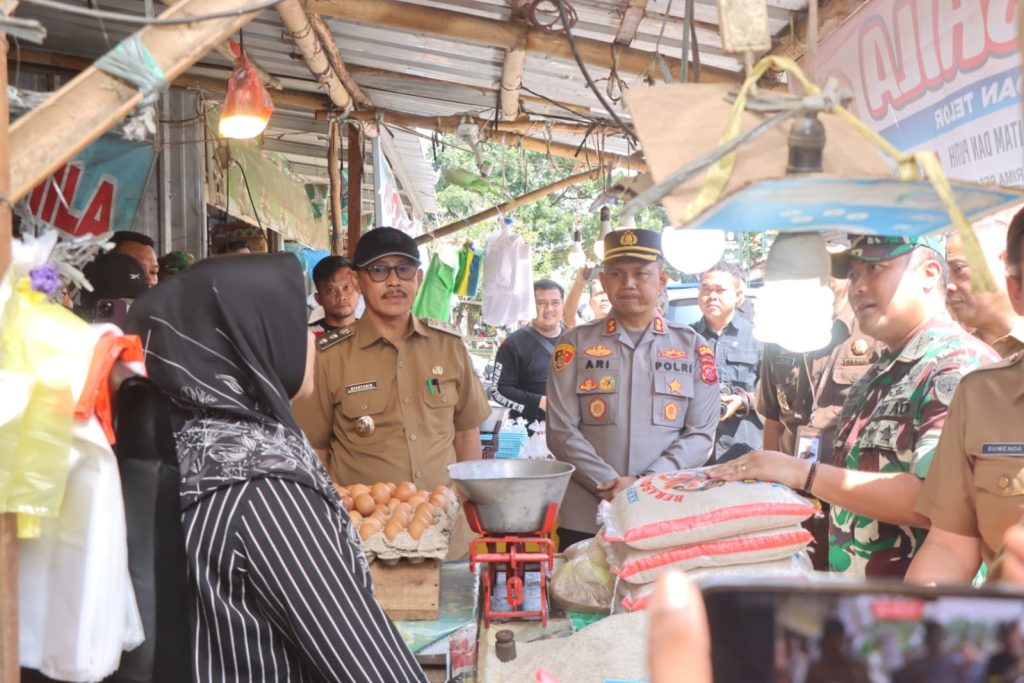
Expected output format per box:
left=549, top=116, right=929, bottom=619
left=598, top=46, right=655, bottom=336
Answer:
left=362, top=262, right=418, bottom=282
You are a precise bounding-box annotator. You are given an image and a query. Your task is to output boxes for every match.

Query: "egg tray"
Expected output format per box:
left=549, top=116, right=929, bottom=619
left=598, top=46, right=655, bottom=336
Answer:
left=362, top=491, right=460, bottom=563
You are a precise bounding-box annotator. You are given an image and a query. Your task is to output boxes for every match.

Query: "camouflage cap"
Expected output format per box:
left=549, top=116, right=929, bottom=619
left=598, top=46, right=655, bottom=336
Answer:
left=833, top=235, right=943, bottom=277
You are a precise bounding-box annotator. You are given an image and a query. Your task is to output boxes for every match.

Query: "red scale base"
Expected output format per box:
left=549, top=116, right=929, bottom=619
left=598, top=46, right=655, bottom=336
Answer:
left=465, top=502, right=558, bottom=628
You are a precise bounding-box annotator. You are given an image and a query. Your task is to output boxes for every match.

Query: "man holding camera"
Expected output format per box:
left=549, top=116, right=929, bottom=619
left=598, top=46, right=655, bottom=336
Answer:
left=692, top=261, right=764, bottom=462
left=547, top=229, right=719, bottom=551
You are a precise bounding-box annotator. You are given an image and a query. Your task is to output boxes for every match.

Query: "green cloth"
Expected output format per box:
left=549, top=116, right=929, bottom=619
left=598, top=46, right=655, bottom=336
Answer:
left=848, top=235, right=943, bottom=261
left=412, top=253, right=456, bottom=320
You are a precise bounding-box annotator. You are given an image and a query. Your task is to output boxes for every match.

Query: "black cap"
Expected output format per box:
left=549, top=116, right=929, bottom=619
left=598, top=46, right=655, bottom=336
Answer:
left=82, top=251, right=149, bottom=305
left=353, top=227, right=421, bottom=268
left=602, top=228, right=663, bottom=264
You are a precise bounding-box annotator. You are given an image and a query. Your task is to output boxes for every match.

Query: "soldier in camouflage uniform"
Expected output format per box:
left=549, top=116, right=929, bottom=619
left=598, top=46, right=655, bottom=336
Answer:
left=711, top=236, right=998, bottom=578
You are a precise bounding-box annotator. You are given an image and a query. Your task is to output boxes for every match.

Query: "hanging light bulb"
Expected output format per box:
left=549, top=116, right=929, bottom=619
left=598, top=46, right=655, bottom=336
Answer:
left=593, top=206, right=612, bottom=261
left=219, top=46, right=274, bottom=140
left=568, top=229, right=586, bottom=269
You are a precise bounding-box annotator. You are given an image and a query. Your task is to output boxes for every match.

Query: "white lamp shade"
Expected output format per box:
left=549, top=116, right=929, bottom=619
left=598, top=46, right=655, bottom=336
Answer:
left=662, top=227, right=726, bottom=274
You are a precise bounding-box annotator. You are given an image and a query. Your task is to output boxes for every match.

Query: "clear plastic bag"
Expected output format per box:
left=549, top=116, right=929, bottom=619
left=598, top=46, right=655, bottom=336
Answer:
left=550, top=537, right=615, bottom=614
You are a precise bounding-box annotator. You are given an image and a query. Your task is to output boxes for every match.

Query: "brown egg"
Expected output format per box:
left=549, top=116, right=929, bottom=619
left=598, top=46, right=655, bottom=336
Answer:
left=407, top=494, right=427, bottom=509
left=407, top=517, right=428, bottom=540
left=334, top=485, right=348, bottom=498
left=371, top=482, right=391, bottom=506
left=371, top=505, right=388, bottom=521
left=347, top=510, right=363, bottom=525
left=349, top=483, right=370, bottom=498
left=393, top=501, right=413, bottom=517
left=383, top=520, right=403, bottom=541
left=394, top=481, right=417, bottom=502
left=385, top=482, right=397, bottom=492
left=386, top=498, right=401, bottom=512
left=359, top=519, right=380, bottom=541
left=432, top=485, right=450, bottom=499
left=341, top=496, right=354, bottom=512
left=415, top=503, right=436, bottom=520
left=354, top=493, right=376, bottom=516
left=429, top=493, right=447, bottom=509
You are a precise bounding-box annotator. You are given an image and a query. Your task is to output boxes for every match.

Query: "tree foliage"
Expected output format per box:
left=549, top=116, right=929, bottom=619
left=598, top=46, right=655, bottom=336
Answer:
left=430, top=135, right=667, bottom=281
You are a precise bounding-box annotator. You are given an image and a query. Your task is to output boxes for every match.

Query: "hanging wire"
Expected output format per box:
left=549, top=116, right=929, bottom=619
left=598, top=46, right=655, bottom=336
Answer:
left=553, top=0, right=637, bottom=143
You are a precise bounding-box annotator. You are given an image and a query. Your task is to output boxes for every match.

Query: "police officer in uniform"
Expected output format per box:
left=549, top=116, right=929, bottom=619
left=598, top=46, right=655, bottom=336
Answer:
left=908, top=208, right=1024, bottom=584
left=294, top=227, right=491, bottom=492
left=546, top=229, right=720, bottom=551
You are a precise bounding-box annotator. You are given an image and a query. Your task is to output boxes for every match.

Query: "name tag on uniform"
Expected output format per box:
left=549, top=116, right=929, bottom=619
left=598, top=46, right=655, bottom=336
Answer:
left=981, top=443, right=1024, bottom=456
left=345, top=381, right=378, bottom=394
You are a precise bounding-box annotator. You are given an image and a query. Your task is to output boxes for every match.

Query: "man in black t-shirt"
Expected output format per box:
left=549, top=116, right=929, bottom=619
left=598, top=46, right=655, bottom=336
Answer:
left=309, top=255, right=359, bottom=338
left=492, top=279, right=565, bottom=424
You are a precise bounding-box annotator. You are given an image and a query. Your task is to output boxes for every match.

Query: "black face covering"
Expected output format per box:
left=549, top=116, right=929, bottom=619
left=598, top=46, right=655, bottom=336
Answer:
left=125, top=254, right=335, bottom=508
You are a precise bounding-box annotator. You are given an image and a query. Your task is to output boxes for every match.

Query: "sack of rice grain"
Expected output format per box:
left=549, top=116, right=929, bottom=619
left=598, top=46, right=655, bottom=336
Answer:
left=607, top=525, right=813, bottom=584
left=602, top=469, right=816, bottom=551
left=615, top=553, right=815, bottom=612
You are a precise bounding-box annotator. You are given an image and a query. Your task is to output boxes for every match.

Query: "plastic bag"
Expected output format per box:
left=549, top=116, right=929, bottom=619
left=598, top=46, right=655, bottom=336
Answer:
left=550, top=537, right=614, bottom=613
left=520, top=420, right=552, bottom=459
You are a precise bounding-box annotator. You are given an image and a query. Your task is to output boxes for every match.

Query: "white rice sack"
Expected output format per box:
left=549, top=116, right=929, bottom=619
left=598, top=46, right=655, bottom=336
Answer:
left=603, top=469, right=817, bottom=550
left=615, top=553, right=815, bottom=612
left=606, top=525, right=813, bottom=585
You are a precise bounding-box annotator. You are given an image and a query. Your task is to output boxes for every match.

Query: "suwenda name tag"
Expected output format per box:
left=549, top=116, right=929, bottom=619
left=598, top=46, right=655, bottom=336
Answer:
left=981, top=443, right=1024, bottom=456
left=345, top=381, right=378, bottom=394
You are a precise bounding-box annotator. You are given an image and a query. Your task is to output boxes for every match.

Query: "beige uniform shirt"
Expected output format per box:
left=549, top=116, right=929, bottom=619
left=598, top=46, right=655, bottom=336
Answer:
left=546, top=315, right=719, bottom=533
left=756, top=316, right=879, bottom=464
left=294, top=315, right=491, bottom=490
left=915, top=352, right=1024, bottom=567
left=990, top=322, right=1024, bottom=359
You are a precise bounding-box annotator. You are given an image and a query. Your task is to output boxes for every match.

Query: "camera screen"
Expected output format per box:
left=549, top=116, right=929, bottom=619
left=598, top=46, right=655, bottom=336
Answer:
left=706, top=587, right=1024, bottom=683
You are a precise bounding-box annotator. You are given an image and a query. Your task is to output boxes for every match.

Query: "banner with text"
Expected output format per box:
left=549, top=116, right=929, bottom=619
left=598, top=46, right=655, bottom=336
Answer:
left=811, top=0, right=1022, bottom=186
left=24, top=135, right=155, bottom=237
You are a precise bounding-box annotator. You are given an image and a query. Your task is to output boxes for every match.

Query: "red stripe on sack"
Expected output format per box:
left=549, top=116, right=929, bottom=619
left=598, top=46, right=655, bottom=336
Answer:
left=617, top=530, right=813, bottom=580
left=622, top=502, right=816, bottom=545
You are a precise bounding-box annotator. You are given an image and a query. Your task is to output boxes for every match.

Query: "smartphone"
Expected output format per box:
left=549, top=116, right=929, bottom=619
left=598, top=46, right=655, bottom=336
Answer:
left=95, top=298, right=132, bottom=326
left=701, top=578, right=1024, bottom=683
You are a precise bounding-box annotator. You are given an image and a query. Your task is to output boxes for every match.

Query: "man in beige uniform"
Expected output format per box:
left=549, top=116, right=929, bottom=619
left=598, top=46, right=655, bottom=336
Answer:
left=295, top=227, right=491, bottom=491
left=908, top=207, right=1024, bottom=584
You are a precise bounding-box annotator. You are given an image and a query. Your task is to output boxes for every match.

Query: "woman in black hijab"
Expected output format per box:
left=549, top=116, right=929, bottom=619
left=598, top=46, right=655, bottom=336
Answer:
left=125, top=253, right=425, bottom=683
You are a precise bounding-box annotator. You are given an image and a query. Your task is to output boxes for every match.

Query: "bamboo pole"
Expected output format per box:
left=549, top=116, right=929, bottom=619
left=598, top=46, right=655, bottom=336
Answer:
left=328, top=119, right=344, bottom=255
left=309, top=0, right=736, bottom=82
left=276, top=0, right=353, bottom=109
left=346, top=124, right=362, bottom=258
left=614, top=0, right=649, bottom=46
left=0, top=17, right=17, bottom=683
left=415, top=165, right=606, bottom=244
left=308, top=14, right=374, bottom=110
left=318, top=109, right=619, bottom=137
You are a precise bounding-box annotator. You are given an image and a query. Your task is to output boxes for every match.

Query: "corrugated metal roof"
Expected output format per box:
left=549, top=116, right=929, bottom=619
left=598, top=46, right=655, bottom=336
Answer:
left=14, top=0, right=809, bottom=227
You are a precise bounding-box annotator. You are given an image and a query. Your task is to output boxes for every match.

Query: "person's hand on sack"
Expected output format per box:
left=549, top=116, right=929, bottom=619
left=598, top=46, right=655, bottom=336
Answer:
left=597, top=475, right=638, bottom=501
left=719, top=394, right=745, bottom=421
left=708, top=450, right=811, bottom=491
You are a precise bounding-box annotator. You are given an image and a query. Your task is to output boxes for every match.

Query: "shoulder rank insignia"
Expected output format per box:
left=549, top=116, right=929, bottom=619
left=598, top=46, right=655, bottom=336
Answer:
left=425, top=318, right=462, bottom=337
left=317, top=326, right=354, bottom=351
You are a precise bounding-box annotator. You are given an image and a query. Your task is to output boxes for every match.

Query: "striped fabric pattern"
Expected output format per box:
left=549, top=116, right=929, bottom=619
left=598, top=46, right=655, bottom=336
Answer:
left=182, top=477, right=426, bottom=682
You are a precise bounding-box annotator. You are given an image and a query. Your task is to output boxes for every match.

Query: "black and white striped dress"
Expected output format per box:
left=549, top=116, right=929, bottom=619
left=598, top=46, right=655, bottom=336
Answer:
left=182, top=477, right=426, bottom=682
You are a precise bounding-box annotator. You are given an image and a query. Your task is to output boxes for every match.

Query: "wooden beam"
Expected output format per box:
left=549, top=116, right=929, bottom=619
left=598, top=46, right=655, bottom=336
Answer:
left=309, top=14, right=374, bottom=110
left=771, top=0, right=868, bottom=65
left=0, top=26, right=17, bottom=683
left=328, top=119, right=344, bottom=254
left=317, top=109, right=616, bottom=136
left=346, top=124, right=362, bottom=258
left=330, top=109, right=643, bottom=169
left=276, top=0, right=353, bottom=109
left=415, top=166, right=606, bottom=244
left=308, top=0, right=735, bottom=82
left=499, top=36, right=527, bottom=121
left=9, top=0, right=266, bottom=203
left=614, top=0, right=649, bottom=46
